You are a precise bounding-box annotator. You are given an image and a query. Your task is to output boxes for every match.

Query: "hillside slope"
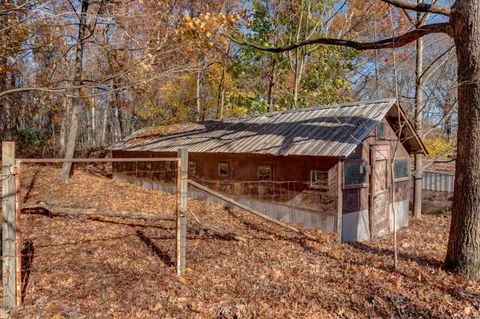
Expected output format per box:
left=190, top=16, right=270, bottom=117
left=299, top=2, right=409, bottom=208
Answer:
left=8, top=165, right=480, bottom=318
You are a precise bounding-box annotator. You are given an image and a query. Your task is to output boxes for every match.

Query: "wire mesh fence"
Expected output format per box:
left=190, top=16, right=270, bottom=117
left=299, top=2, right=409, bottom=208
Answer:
left=189, top=176, right=340, bottom=216
left=2, top=144, right=337, bottom=310
left=1, top=152, right=187, bottom=310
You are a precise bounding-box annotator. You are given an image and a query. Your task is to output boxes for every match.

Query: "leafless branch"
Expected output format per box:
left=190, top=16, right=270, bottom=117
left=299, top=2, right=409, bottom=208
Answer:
left=380, top=0, right=451, bottom=16
left=228, top=23, right=450, bottom=53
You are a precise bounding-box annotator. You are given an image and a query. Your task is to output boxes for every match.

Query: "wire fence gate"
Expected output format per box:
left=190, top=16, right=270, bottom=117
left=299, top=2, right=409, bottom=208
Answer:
left=1, top=141, right=189, bottom=311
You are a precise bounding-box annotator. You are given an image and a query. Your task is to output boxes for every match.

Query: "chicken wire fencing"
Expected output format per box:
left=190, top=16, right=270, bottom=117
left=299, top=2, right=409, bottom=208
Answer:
left=116, top=159, right=341, bottom=233
left=111, top=160, right=341, bottom=234
left=1, top=143, right=188, bottom=310
left=189, top=176, right=340, bottom=226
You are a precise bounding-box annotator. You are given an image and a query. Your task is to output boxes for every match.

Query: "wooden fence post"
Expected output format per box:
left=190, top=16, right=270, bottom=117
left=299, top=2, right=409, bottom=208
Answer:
left=2, top=142, right=17, bottom=310
left=337, top=159, right=344, bottom=243
left=176, top=149, right=188, bottom=276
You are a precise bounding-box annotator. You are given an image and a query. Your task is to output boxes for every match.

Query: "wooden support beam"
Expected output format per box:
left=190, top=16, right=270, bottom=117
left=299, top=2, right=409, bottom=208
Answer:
left=2, top=141, right=17, bottom=310
left=336, top=160, right=344, bottom=243
left=16, top=158, right=179, bottom=163
left=369, top=146, right=377, bottom=239
left=188, top=179, right=319, bottom=241
left=176, top=149, right=188, bottom=276
left=15, top=164, right=22, bottom=306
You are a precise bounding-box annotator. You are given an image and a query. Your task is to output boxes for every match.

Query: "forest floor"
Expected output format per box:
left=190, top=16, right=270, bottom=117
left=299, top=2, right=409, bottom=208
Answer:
left=6, top=165, right=480, bottom=318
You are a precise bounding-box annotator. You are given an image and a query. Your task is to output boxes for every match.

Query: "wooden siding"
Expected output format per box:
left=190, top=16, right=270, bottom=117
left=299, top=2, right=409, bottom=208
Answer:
left=343, top=118, right=411, bottom=212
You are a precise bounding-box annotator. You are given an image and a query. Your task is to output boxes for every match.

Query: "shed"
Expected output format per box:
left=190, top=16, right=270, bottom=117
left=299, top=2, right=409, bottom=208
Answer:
left=111, top=98, right=427, bottom=241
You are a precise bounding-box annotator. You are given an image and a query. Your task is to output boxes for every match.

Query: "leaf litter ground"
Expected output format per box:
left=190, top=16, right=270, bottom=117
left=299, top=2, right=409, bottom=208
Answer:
left=8, top=165, right=480, bottom=318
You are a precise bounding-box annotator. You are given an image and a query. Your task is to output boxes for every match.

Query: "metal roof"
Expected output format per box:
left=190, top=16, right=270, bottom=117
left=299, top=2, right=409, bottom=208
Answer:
left=112, top=98, right=422, bottom=157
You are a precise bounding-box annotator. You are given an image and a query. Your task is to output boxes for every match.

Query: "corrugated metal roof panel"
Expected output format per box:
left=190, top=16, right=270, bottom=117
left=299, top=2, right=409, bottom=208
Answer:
left=112, top=98, right=397, bottom=157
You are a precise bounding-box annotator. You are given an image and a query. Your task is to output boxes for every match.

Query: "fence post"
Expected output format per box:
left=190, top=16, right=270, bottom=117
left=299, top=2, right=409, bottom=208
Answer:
left=176, top=149, right=188, bottom=276
left=336, top=159, right=344, bottom=243
left=2, top=142, right=17, bottom=310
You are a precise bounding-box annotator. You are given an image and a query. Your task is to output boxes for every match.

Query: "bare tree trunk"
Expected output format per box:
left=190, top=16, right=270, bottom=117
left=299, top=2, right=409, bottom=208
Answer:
left=108, top=80, right=123, bottom=143
left=216, top=42, right=230, bottom=120
left=267, top=57, right=276, bottom=110
left=444, top=93, right=453, bottom=142
left=90, top=71, right=97, bottom=149
left=413, top=8, right=424, bottom=219
left=293, top=48, right=300, bottom=109
left=59, top=0, right=89, bottom=179
left=445, top=0, right=480, bottom=279
left=91, top=103, right=96, bottom=149
left=195, top=58, right=201, bottom=122
left=59, top=93, right=69, bottom=155
left=101, top=104, right=108, bottom=147
left=112, top=103, right=122, bottom=142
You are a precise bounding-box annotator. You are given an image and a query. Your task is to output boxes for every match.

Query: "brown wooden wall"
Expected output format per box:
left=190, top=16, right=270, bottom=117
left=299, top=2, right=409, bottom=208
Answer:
left=112, top=150, right=341, bottom=215
left=343, top=118, right=412, bottom=214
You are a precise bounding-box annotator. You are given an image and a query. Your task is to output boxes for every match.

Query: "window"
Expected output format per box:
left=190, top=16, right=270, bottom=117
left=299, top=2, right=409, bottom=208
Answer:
left=376, top=122, right=385, bottom=139
left=188, top=161, right=197, bottom=176
left=165, top=161, right=172, bottom=170
left=394, top=159, right=409, bottom=180
left=345, top=161, right=368, bottom=186
left=257, top=165, right=272, bottom=180
left=218, top=162, right=229, bottom=177
left=310, top=170, right=329, bottom=188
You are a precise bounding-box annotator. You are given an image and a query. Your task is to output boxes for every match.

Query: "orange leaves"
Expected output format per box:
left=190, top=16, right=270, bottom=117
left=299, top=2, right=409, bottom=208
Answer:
left=176, top=11, right=243, bottom=51
left=11, top=164, right=480, bottom=318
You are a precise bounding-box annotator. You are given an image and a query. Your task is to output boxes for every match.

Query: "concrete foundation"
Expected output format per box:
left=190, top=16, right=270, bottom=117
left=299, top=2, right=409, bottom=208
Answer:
left=342, top=210, right=370, bottom=242
left=341, top=199, right=409, bottom=242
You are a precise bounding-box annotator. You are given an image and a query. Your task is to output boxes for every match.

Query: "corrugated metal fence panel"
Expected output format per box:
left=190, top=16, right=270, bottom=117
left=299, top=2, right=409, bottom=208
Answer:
left=422, top=171, right=454, bottom=193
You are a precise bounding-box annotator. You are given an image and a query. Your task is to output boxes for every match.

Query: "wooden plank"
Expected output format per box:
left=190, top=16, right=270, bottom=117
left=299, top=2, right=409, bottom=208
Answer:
left=176, top=149, right=188, bottom=276
left=2, top=142, right=17, bottom=310
left=336, top=160, right=344, bottom=243
left=188, top=179, right=318, bottom=241
left=17, top=158, right=179, bottom=163
left=22, top=204, right=175, bottom=221
left=15, top=164, right=22, bottom=306
left=368, top=146, right=377, bottom=239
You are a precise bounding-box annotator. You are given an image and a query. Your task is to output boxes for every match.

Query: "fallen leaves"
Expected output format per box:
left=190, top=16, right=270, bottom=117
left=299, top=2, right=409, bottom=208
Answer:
left=7, top=165, right=480, bottom=318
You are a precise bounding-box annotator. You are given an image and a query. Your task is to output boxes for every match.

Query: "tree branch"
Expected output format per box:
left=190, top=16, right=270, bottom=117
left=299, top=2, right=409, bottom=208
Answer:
left=229, top=23, right=450, bottom=53
left=381, top=0, right=451, bottom=17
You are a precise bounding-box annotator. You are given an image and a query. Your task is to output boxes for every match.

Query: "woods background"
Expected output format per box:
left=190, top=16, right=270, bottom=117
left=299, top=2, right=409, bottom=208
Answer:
left=0, top=0, right=456, bottom=159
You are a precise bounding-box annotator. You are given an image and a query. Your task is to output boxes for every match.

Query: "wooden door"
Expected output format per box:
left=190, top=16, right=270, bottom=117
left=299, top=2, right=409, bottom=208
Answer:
left=370, top=147, right=390, bottom=237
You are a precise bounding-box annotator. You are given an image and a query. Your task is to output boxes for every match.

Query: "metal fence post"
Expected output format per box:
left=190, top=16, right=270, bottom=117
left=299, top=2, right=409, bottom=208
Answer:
left=176, top=149, right=188, bottom=276
left=2, top=142, right=17, bottom=310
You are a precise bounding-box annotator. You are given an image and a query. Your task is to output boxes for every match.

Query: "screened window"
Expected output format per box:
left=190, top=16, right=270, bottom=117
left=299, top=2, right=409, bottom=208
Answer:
left=310, top=170, right=329, bottom=188
left=394, top=160, right=409, bottom=180
left=376, top=122, right=385, bottom=139
left=188, top=161, right=197, bottom=176
left=218, top=162, right=229, bottom=177
left=257, top=165, right=272, bottom=180
left=345, top=161, right=368, bottom=186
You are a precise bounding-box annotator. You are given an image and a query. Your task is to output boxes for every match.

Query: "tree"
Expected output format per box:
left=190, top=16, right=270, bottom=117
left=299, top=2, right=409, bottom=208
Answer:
left=230, top=0, right=356, bottom=113
left=413, top=1, right=425, bottom=219
left=232, top=0, right=480, bottom=280
left=59, top=0, right=92, bottom=179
